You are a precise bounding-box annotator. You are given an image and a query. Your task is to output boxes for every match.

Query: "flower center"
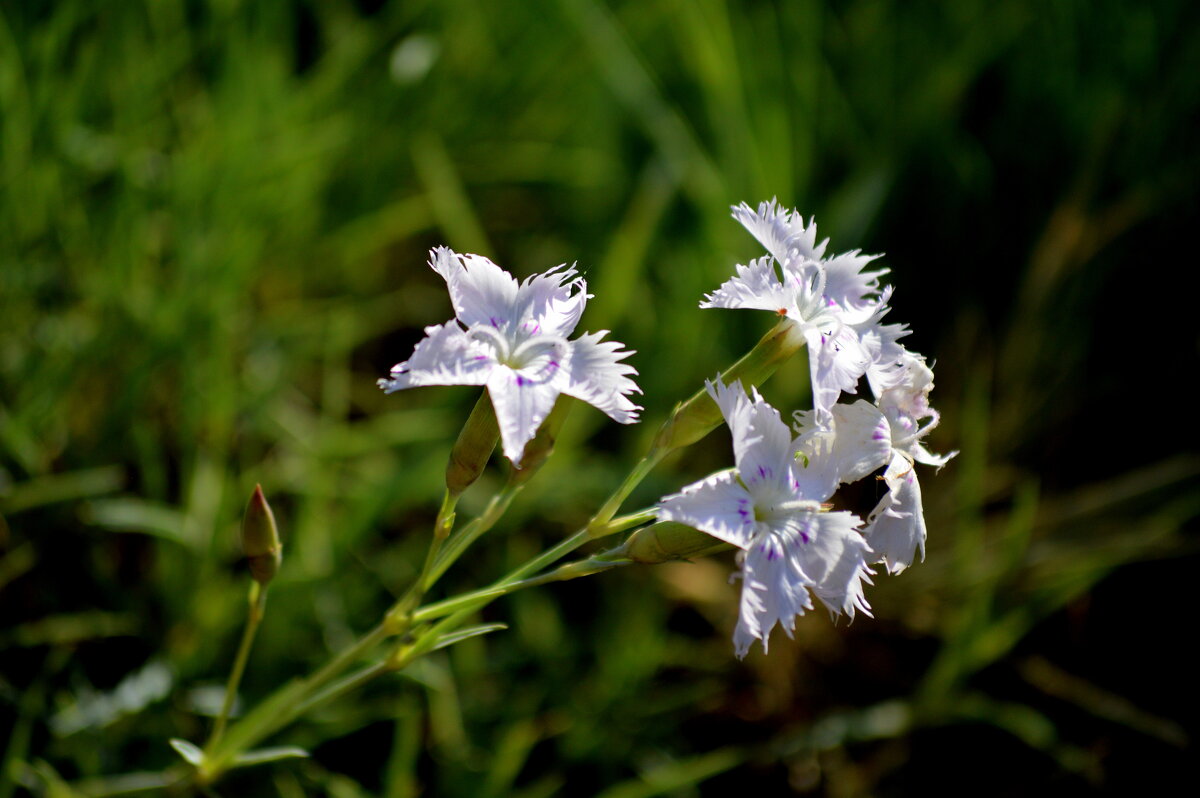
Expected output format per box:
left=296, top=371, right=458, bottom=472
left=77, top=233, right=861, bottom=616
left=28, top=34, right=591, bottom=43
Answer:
left=467, top=325, right=569, bottom=380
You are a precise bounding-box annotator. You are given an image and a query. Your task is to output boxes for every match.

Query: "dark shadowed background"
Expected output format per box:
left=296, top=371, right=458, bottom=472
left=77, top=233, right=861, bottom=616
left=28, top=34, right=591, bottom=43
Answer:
left=2, top=1, right=1198, bottom=795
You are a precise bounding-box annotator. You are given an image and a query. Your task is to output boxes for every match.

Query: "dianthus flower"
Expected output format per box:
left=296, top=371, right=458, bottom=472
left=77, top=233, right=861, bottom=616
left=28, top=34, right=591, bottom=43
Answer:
left=657, top=380, right=873, bottom=657
left=378, top=247, right=641, bottom=462
left=702, top=200, right=902, bottom=418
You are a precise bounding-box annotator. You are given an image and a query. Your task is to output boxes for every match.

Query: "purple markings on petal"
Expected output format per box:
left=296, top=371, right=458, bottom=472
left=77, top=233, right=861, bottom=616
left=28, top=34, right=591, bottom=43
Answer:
left=489, top=316, right=501, bottom=328
left=474, top=355, right=490, bottom=362
left=756, top=465, right=772, bottom=481
left=872, top=429, right=888, bottom=441
left=760, top=541, right=780, bottom=561
left=524, top=321, right=541, bottom=335
left=516, top=375, right=530, bottom=387
left=548, top=359, right=559, bottom=370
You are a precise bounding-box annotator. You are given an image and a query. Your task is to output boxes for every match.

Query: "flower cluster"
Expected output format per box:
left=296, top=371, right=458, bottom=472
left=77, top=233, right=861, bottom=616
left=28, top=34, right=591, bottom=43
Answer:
left=377, top=202, right=950, bottom=660
left=659, top=200, right=952, bottom=656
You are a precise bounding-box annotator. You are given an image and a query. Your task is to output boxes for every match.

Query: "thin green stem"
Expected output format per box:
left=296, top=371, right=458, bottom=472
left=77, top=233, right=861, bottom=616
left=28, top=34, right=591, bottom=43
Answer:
left=602, top=507, right=658, bottom=535
left=406, top=527, right=600, bottom=633
left=588, top=450, right=667, bottom=533
left=205, top=581, right=267, bottom=755
left=294, top=621, right=394, bottom=702
left=289, top=552, right=632, bottom=723
left=291, top=660, right=392, bottom=719
left=413, top=550, right=631, bottom=624
left=202, top=620, right=394, bottom=779
left=425, top=482, right=523, bottom=589
left=391, top=489, right=459, bottom=619
left=508, top=528, right=592, bottom=582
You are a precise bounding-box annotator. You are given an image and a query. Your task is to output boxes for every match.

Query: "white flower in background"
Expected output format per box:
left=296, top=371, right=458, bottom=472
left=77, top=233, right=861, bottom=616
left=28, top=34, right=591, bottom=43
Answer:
left=657, top=380, right=873, bottom=657
left=702, top=199, right=897, bottom=419
left=378, top=247, right=641, bottom=462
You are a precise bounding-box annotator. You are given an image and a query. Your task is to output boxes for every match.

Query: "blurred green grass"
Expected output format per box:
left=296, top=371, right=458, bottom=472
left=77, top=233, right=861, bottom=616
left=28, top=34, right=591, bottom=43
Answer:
left=2, top=0, right=1198, bottom=795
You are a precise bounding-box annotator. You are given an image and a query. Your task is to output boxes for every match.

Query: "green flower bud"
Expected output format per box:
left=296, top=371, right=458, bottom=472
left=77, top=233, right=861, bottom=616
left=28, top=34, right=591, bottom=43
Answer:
left=652, top=319, right=804, bottom=452
left=622, top=521, right=732, bottom=564
left=446, top=391, right=500, bottom=497
left=242, top=485, right=282, bottom=585
left=509, top=396, right=572, bottom=486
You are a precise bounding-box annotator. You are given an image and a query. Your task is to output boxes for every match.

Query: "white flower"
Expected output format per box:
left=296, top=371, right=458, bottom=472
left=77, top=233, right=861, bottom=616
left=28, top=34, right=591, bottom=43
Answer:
left=657, top=380, right=872, bottom=657
left=702, top=200, right=894, bottom=418
left=794, top=352, right=955, bottom=574
left=861, top=351, right=955, bottom=572
left=378, top=247, right=642, bottom=462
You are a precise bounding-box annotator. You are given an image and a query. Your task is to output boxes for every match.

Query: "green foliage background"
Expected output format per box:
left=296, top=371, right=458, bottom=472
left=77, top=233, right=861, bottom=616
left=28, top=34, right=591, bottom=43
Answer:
left=2, top=0, right=1198, bottom=795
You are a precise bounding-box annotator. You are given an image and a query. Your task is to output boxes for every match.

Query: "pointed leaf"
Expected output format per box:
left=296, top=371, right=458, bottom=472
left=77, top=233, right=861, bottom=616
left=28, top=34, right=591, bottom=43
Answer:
left=168, top=738, right=204, bottom=766
left=232, top=746, right=311, bottom=768
left=430, top=622, right=508, bottom=652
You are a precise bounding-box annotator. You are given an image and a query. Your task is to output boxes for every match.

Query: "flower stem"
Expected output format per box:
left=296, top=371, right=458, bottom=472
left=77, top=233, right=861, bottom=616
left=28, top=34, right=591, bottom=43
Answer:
left=290, top=660, right=393, bottom=719
left=424, top=482, right=523, bottom=589
left=391, top=489, right=459, bottom=619
left=588, top=452, right=667, bottom=534
left=413, top=547, right=631, bottom=624
left=200, top=620, right=394, bottom=781
left=204, top=581, right=267, bottom=755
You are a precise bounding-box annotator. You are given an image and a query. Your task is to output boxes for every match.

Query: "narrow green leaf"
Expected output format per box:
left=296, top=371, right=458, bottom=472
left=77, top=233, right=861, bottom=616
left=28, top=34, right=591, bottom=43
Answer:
left=429, top=622, right=508, bottom=653
left=231, top=746, right=310, bottom=768
left=0, top=466, right=123, bottom=515
left=83, top=499, right=189, bottom=546
left=167, top=738, right=203, bottom=766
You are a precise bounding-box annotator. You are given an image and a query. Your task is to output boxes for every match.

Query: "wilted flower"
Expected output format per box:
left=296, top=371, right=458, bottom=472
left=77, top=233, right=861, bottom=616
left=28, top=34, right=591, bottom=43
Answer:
left=861, top=351, right=955, bottom=572
left=793, top=350, right=955, bottom=573
left=657, top=380, right=873, bottom=657
left=379, top=247, right=642, bottom=463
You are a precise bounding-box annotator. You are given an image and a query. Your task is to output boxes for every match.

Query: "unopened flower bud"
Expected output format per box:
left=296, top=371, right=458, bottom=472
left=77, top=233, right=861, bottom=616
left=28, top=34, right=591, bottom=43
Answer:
left=509, top=397, right=572, bottom=486
left=653, top=319, right=804, bottom=452
left=621, top=521, right=732, bottom=564
left=242, top=485, right=281, bottom=585
left=446, top=392, right=500, bottom=497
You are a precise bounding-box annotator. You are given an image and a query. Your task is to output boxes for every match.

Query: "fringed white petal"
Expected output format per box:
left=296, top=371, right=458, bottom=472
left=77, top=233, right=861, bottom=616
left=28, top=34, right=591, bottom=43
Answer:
left=795, top=400, right=893, bottom=487
left=377, top=322, right=494, bottom=391
left=561, top=331, right=642, bottom=424
left=823, top=250, right=887, bottom=315
left=733, top=532, right=814, bottom=658
left=806, top=325, right=870, bottom=419
left=487, top=366, right=562, bottom=464
left=790, top=510, right=873, bottom=619
left=657, top=470, right=759, bottom=550
left=700, top=256, right=792, bottom=313
left=863, top=452, right=927, bottom=574
left=429, top=247, right=521, bottom=332
left=730, top=199, right=828, bottom=263
left=515, top=264, right=589, bottom=338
